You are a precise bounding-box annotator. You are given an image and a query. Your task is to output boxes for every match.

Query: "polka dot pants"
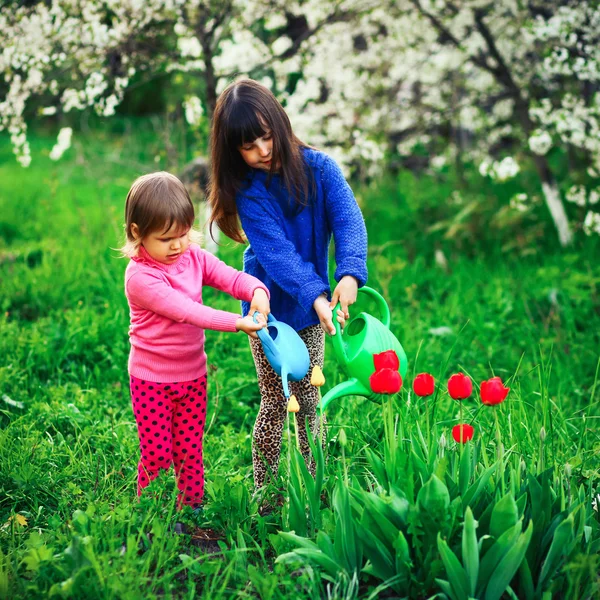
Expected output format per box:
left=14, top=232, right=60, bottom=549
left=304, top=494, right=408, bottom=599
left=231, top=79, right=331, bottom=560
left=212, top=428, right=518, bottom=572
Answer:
left=130, top=374, right=207, bottom=509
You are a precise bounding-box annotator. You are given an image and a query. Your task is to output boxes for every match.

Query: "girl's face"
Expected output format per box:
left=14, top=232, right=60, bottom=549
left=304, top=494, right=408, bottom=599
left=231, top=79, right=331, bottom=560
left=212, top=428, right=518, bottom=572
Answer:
left=133, top=222, right=190, bottom=264
left=238, top=129, right=274, bottom=171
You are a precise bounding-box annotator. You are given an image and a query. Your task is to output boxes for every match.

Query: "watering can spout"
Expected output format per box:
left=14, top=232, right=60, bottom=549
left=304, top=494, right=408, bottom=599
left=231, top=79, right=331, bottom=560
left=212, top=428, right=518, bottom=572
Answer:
left=323, top=286, right=408, bottom=411
left=281, top=367, right=290, bottom=399
left=320, top=378, right=372, bottom=411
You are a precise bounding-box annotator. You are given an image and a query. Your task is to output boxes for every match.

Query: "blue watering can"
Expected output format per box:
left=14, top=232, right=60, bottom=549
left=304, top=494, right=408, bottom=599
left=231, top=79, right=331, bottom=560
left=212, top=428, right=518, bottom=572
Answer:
left=253, top=312, right=310, bottom=398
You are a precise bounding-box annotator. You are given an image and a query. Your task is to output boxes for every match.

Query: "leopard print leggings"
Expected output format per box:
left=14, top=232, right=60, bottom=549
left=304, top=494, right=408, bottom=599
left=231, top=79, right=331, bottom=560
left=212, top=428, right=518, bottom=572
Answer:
left=249, top=324, right=326, bottom=489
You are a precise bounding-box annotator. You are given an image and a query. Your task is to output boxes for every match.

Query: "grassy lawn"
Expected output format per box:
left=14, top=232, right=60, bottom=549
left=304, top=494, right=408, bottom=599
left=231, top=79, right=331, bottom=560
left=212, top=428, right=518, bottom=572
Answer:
left=0, top=120, right=599, bottom=599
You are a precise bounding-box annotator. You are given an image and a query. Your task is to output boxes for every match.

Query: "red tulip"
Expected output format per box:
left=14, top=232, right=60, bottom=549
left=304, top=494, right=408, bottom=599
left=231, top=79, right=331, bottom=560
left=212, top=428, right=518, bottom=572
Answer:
left=413, top=373, right=435, bottom=397
left=480, top=377, right=510, bottom=405
left=447, top=373, right=473, bottom=400
left=373, top=350, right=400, bottom=372
left=370, top=368, right=402, bottom=394
left=452, top=424, right=474, bottom=443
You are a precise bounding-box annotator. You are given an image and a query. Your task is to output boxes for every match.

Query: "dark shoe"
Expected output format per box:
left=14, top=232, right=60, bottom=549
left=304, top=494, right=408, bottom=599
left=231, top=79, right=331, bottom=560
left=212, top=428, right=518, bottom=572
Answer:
left=173, top=522, right=186, bottom=535
left=258, top=493, right=284, bottom=516
left=189, top=527, right=223, bottom=553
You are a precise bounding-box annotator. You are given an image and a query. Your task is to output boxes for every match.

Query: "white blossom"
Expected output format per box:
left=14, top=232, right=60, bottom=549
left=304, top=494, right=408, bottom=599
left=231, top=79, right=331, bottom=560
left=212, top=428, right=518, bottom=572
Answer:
left=566, top=185, right=587, bottom=207
left=178, top=37, right=202, bottom=59
left=49, top=127, right=73, bottom=161
left=583, top=210, right=600, bottom=236
left=183, top=95, right=203, bottom=127
left=510, top=193, right=529, bottom=212
left=480, top=157, right=520, bottom=181
left=272, top=36, right=293, bottom=56
left=528, top=130, right=553, bottom=155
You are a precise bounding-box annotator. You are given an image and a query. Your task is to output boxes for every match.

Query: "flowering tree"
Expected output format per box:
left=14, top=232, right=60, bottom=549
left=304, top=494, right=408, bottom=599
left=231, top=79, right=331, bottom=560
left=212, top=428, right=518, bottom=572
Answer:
left=3, top=0, right=600, bottom=242
left=269, top=1, right=600, bottom=245
left=0, top=0, right=361, bottom=166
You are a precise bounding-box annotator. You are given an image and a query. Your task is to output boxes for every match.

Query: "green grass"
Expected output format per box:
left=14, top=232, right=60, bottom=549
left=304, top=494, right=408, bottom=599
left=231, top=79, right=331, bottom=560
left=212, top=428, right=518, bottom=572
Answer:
left=0, top=119, right=599, bottom=599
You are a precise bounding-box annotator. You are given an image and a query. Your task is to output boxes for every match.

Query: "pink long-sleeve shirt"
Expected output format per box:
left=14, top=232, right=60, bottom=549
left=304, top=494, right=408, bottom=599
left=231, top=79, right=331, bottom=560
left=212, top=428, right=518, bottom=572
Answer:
left=125, top=244, right=269, bottom=383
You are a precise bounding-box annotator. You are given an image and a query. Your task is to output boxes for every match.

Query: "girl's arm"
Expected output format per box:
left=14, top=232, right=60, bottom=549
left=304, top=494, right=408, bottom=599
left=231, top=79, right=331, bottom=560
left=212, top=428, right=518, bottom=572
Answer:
left=126, top=270, right=240, bottom=332
left=237, top=199, right=328, bottom=313
left=200, top=249, right=269, bottom=302
left=322, top=156, right=368, bottom=287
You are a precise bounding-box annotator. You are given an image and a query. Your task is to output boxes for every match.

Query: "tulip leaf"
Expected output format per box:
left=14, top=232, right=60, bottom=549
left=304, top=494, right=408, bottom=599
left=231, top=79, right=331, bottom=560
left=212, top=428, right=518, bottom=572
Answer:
left=359, top=528, right=394, bottom=581
left=459, top=443, right=472, bottom=497
left=333, top=481, right=362, bottom=574
left=311, top=532, right=335, bottom=566
left=462, top=507, right=479, bottom=596
left=277, top=548, right=344, bottom=579
left=436, top=578, right=459, bottom=600
left=484, top=520, right=533, bottom=600
left=536, top=514, right=575, bottom=593
left=518, top=557, right=535, bottom=599
left=476, top=520, right=523, bottom=596
left=515, top=493, right=527, bottom=518
left=490, top=493, right=519, bottom=539
left=389, top=486, right=410, bottom=527
left=438, top=533, right=469, bottom=600
left=365, top=449, right=389, bottom=491
left=418, top=475, right=450, bottom=521
left=463, top=463, right=496, bottom=507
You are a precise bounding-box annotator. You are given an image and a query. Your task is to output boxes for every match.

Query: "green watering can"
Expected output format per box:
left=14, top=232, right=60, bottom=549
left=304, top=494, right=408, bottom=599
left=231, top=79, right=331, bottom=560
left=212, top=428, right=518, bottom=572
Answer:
left=320, top=287, right=408, bottom=411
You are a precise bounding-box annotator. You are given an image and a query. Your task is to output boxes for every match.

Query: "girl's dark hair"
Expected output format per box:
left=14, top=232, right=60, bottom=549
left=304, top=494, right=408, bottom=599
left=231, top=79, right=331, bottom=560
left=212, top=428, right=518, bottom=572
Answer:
left=208, top=78, right=311, bottom=244
left=120, top=171, right=200, bottom=257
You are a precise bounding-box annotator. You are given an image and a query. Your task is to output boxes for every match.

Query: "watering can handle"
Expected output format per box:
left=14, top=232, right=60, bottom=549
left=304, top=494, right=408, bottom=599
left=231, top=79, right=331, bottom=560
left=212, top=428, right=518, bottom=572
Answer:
left=332, top=286, right=391, bottom=338
left=253, top=311, right=277, bottom=354
left=357, top=287, right=391, bottom=327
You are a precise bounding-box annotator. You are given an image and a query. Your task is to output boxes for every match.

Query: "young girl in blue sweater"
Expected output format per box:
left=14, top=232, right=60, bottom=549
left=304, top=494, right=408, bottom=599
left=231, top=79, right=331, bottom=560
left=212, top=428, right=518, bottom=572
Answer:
left=208, top=78, right=368, bottom=491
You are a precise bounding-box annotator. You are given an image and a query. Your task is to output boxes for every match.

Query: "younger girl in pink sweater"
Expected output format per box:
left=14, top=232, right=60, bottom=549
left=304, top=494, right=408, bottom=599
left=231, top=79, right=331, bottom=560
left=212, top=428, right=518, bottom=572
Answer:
left=121, top=171, right=270, bottom=509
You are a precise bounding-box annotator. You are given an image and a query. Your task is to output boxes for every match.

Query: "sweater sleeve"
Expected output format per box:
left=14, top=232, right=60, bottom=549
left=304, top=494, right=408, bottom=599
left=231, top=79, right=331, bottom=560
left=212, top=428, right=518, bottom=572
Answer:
left=199, top=248, right=270, bottom=301
left=322, top=156, right=368, bottom=287
left=237, top=196, right=328, bottom=313
left=126, top=269, right=240, bottom=332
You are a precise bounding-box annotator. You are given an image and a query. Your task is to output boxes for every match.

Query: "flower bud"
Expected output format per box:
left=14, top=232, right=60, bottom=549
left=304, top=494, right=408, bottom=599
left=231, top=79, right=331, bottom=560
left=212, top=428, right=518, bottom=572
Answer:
left=373, top=350, right=400, bottom=371
left=480, top=376, right=510, bottom=405
left=452, top=423, right=474, bottom=443
left=370, top=369, right=402, bottom=394
left=447, top=373, right=473, bottom=400
left=310, top=365, right=325, bottom=387
left=439, top=432, right=447, bottom=449
left=287, top=395, right=299, bottom=413
left=338, top=428, right=347, bottom=447
left=564, top=463, right=572, bottom=478
left=413, top=373, right=435, bottom=397
left=520, top=458, right=526, bottom=473
left=539, top=427, right=546, bottom=442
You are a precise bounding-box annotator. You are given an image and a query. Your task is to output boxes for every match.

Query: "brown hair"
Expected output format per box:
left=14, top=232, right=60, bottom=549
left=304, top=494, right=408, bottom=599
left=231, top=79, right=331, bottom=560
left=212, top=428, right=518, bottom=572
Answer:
left=120, top=171, right=201, bottom=257
left=207, top=78, right=313, bottom=244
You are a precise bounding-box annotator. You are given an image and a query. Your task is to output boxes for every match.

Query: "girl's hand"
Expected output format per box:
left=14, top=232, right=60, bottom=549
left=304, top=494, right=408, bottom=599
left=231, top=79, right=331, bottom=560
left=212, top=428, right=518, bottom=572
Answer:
left=313, top=294, right=336, bottom=336
left=250, top=288, right=270, bottom=320
left=236, top=313, right=266, bottom=338
left=329, top=276, right=358, bottom=321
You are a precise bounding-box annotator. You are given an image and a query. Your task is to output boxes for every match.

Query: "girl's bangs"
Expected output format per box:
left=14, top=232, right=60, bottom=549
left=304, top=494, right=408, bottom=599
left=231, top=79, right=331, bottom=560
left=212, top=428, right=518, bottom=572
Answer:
left=146, top=187, right=194, bottom=236
left=226, top=102, right=269, bottom=147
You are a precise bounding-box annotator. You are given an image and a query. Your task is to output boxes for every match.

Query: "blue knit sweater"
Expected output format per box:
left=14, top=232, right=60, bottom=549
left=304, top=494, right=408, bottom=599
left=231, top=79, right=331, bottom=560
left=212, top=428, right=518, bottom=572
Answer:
left=236, top=147, right=368, bottom=331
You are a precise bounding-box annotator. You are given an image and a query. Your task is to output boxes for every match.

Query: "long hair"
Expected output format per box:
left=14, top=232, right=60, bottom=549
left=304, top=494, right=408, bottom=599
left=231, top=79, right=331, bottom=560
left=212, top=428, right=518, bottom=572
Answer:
left=120, top=171, right=201, bottom=257
left=208, top=79, right=312, bottom=244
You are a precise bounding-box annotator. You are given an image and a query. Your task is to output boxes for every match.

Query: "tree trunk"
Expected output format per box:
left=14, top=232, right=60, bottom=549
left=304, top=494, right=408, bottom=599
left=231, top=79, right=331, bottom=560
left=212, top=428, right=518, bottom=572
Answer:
left=540, top=179, right=573, bottom=247
left=514, top=101, right=573, bottom=246
left=200, top=38, right=217, bottom=117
